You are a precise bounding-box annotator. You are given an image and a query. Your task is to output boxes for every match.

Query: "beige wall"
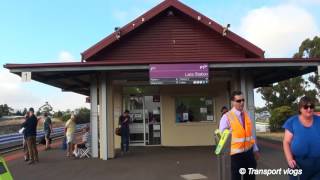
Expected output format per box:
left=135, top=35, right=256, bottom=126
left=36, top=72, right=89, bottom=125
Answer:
left=160, top=82, right=228, bottom=146
left=107, top=80, right=115, bottom=158
left=111, top=80, right=229, bottom=148
left=113, top=85, right=122, bottom=149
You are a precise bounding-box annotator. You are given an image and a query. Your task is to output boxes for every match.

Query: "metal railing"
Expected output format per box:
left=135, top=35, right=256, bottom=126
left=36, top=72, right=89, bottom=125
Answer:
left=0, top=124, right=87, bottom=153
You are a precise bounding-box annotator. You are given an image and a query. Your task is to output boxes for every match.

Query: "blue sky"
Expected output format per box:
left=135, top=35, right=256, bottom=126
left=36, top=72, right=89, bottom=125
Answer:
left=0, top=0, right=319, bottom=111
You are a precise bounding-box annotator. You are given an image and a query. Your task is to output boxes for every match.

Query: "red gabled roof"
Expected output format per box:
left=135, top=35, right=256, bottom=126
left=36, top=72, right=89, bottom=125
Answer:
left=81, top=0, right=265, bottom=61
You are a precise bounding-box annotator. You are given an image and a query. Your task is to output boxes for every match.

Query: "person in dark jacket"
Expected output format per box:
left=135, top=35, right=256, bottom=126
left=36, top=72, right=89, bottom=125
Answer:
left=118, top=110, right=131, bottom=153
left=21, top=112, right=29, bottom=161
left=43, top=112, right=53, bottom=150
left=22, top=107, right=39, bottom=164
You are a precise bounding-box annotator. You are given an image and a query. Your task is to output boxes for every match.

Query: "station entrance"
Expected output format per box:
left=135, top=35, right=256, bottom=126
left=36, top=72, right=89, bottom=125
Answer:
left=123, top=87, right=161, bottom=146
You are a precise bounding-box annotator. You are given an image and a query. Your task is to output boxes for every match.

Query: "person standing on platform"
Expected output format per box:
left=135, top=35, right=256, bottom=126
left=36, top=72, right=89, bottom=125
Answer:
left=65, top=113, right=76, bottom=157
left=43, top=112, right=53, bottom=150
left=22, top=108, right=39, bottom=165
left=118, top=110, right=131, bottom=154
left=219, top=91, right=260, bottom=180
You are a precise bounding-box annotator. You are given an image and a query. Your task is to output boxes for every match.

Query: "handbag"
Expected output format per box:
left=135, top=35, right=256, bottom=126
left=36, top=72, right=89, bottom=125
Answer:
left=115, top=127, right=121, bottom=136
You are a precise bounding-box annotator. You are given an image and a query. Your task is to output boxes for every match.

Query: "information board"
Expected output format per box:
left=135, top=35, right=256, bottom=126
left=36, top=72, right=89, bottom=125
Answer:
left=149, top=64, right=209, bottom=85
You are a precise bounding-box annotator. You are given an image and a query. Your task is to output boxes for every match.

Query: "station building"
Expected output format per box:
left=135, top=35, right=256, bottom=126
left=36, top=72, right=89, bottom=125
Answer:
left=5, top=0, right=320, bottom=160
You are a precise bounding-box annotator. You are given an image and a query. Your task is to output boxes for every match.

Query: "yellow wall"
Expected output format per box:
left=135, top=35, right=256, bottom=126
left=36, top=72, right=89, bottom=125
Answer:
left=111, top=81, right=229, bottom=148
left=113, top=85, right=122, bottom=149
left=160, top=82, right=228, bottom=146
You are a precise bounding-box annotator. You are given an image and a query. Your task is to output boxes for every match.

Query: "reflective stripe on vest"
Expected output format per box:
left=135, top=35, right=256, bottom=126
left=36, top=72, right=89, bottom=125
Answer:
left=231, top=136, right=254, bottom=143
left=227, top=111, right=255, bottom=155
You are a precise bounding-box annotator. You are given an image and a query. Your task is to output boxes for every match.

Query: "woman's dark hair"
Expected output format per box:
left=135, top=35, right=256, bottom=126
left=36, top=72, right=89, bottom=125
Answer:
left=230, top=91, right=243, bottom=101
left=221, top=106, right=228, bottom=112
left=298, top=96, right=315, bottom=114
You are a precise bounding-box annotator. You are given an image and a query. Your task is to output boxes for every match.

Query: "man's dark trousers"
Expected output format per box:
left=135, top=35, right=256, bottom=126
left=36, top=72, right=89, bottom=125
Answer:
left=231, top=148, right=257, bottom=180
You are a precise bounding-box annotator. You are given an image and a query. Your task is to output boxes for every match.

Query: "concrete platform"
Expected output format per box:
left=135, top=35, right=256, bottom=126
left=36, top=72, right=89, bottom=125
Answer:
left=5, top=139, right=288, bottom=180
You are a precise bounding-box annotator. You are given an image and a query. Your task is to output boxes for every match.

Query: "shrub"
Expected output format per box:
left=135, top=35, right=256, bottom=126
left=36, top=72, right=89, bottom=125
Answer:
left=75, top=108, right=90, bottom=124
left=269, top=106, right=296, bottom=132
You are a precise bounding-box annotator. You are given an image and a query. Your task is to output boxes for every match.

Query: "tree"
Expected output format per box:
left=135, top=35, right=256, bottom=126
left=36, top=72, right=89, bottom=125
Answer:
left=294, top=36, right=320, bottom=58
left=258, top=36, right=320, bottom=111
left=269, top=106, right=295, bottom=132
left=53, top=110, right=63, bottom=118
left=15, top=110, right=22, bottom=116
left=257, top=77, right=306, bottom=111
left=22, top=108, right=28, bottom=115
left=294, top=36, right=320, bottom=99
left=75, top=107, right=90, bottom=124
left=0, top=104, right=12, bottom=117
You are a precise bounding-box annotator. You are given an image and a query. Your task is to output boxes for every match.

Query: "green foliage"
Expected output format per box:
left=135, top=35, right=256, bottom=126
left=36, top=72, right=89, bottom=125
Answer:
left=258, top=36, right=320, bottom=111
left=75, top=107, right=90, bottom=124
left=15, top=110, right=22, bottom=116
left=255, top=106, right=268, bottom=113
left=269, top=106, right=295, bottom=132
left=61, top=113, right=71, bottom=122
left=293, top=36, right=320, bottom=58
left=0, top=104, right=12, bottom=117
left=53, top=111, right=63, bottom=118
left=294, top=36, right=320, bottom=99
left=22, top=108, right=28, bottom=116
left=257, top=77, right=306, bottom=110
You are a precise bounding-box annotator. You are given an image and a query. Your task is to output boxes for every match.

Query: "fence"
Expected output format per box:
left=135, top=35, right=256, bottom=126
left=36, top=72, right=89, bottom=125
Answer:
left=0, top=124, right=87, bottom=152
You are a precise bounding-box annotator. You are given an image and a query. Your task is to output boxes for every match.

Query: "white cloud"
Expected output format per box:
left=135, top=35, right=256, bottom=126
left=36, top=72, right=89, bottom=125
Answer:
left=48, top=92, right=89, bottom=112
left=0, top=70, right=89, bottom=111
left=238, top=4, right=319, bottom=57
left=0, top=69, right=42, bottom=110
left=58, top=51, right=76, bottom=62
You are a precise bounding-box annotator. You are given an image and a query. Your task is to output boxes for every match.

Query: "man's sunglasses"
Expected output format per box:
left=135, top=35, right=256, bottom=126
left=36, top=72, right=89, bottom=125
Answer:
left=303, top=104, right=315, bottom=110
left=234, top=99, right=245, bottom=103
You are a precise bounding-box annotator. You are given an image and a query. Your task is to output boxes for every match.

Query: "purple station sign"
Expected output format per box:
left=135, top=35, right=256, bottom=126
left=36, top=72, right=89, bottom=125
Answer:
left=149, top=63, right=209, bottom=85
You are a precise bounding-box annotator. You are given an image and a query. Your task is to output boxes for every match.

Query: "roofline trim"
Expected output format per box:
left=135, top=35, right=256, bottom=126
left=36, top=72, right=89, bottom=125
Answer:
left=6, top=61, right=320, bottom=73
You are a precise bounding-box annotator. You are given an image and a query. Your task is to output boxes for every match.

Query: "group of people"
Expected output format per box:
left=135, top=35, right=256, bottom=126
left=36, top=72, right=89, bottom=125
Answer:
left=19, top=91, right=320, bottom=179
left=21, top=109, right=90, bottom=164
left=21, top=109, right=55, bottom=164
left=219, top=91, right=320, bottom=180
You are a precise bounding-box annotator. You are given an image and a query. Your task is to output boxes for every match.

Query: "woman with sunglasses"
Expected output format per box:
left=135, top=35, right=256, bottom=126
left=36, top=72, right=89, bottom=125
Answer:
left=283, top=96, right=320, bottom=179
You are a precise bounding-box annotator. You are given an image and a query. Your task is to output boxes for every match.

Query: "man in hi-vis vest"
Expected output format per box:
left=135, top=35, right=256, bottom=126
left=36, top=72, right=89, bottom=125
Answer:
left=219, top=91, right=260, bottom=180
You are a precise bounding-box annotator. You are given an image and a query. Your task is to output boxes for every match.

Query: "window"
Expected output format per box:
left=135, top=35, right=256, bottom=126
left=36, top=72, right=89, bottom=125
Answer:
left=175, top=96, right=214, bottom=123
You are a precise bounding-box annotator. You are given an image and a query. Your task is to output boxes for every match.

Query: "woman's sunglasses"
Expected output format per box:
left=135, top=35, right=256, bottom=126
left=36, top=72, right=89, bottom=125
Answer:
left=303, top=104, right=315, bottom=110
left=235, top=99, right=245, bottom=103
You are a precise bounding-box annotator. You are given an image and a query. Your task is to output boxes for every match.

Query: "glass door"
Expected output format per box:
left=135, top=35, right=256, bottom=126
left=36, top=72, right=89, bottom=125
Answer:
left=124, top=95, right=145, bottom=145
left=122, top=87, right=161, bottom=146
left=144, top=96, right=161, bottom=145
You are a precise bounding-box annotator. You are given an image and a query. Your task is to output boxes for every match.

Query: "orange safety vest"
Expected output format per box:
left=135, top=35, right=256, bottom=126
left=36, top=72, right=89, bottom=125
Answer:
left=226, top=111, right=255, bottom=155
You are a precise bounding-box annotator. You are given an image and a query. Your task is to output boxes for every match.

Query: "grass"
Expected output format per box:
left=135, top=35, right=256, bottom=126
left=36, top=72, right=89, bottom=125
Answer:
left=0, top=117, right=65, bottom=135
left=256, top=132, right=284, bottom=142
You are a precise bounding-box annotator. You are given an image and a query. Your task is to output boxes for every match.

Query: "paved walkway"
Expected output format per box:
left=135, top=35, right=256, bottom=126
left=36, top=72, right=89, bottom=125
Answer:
left=4, top=138, right=288, bottom=180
